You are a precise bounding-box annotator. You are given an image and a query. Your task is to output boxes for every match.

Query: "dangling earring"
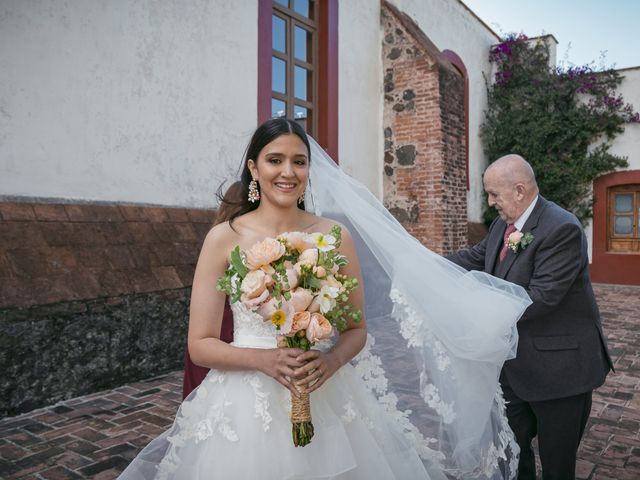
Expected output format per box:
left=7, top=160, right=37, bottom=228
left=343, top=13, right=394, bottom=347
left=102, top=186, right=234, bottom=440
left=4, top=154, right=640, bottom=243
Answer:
left=248, top=179, right=260, bottom=203
left=298, top=189, right=305, bottom=205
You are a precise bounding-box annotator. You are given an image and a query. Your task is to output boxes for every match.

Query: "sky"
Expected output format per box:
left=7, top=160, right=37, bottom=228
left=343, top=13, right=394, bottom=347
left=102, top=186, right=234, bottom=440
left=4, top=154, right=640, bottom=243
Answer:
left=461, top=0, right=640, bottom=70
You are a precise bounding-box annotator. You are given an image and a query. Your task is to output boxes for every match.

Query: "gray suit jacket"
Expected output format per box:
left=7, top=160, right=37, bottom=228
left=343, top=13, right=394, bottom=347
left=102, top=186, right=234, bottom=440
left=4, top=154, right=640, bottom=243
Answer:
left=447, top=196, right=612, bottom=401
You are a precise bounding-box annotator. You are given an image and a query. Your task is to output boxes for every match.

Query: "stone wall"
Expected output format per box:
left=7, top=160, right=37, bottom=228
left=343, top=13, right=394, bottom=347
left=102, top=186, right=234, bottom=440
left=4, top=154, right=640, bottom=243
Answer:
left=381, top=1, right=468, bottom=254
left=1, top=289, right=190, bottom=416
left=0, top=201, right=216, bottom=415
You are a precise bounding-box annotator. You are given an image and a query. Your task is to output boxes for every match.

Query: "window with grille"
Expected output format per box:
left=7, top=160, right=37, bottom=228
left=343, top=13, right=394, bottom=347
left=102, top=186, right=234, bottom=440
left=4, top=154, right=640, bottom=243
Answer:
left=271, top=0, right=318, bottom=135
left=608, top=185, right=640, bottom=253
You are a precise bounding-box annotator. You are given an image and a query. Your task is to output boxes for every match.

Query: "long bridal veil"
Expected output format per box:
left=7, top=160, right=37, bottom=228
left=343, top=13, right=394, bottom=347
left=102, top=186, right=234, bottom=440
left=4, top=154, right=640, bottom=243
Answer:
left=304, top=138, right=531, bottom=479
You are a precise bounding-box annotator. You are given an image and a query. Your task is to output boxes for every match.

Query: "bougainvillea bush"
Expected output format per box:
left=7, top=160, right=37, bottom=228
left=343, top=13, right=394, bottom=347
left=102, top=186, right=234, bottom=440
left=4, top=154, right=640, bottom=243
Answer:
left=482, top=33, right=639, bottom=225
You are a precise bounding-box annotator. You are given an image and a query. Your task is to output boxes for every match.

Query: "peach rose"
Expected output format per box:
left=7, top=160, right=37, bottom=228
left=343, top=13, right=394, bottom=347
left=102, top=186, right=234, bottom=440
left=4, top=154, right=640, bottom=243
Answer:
left=241, top=289, right=270, bottom=310
left=256, top=296, right=278, bottom=321
left=289, top=287, right=314, bottom=312
left=508, top=231, right=524, bottom=245
left=329, top=263, right=340, bottom=275
left=246, top=238, right=286, bottom=270
left=240, top=270, right=271, bottom=299
left=313, top=265, right=327, bottom=278
left=297, top=248, right=319, bottom=267
left=291, top=311, right=311, bottom=333
left=306, top=313, right=334, bottom=343
left=320, top=275, right=342, bottom=290
left=284, top=267, right=299, bottom=291
left=307, top=295, right=321, bottom=313
left=278, top=231, right=313, bottom=253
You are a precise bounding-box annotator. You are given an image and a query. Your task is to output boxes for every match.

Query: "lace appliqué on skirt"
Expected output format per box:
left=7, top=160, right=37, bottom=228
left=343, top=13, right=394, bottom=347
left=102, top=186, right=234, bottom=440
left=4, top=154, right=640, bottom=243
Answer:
left=157, top=372, right=239, bottom=479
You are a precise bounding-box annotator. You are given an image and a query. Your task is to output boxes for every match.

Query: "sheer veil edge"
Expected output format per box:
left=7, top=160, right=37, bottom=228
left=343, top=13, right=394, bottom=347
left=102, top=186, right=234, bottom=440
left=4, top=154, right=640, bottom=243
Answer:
left=305, top=137, right=531, bottom=479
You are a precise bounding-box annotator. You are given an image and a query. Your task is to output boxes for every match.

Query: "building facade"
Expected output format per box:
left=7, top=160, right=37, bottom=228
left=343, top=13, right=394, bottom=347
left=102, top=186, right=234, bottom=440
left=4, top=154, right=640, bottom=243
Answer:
left=590, top=67, right=640, bottom=285
left=1, top=0, right=637, bottom=414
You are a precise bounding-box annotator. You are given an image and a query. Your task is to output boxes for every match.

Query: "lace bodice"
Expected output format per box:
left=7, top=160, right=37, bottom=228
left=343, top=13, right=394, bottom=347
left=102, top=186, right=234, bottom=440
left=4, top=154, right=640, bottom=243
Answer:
left=231, top=302, right=280, bottom=349
left=230, top=302, right=334, bottom=351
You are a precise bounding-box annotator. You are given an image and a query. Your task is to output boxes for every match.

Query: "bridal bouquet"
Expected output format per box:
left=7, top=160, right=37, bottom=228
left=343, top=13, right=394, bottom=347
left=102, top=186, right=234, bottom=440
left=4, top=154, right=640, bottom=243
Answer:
left=216, top=225, right=362, bottom=447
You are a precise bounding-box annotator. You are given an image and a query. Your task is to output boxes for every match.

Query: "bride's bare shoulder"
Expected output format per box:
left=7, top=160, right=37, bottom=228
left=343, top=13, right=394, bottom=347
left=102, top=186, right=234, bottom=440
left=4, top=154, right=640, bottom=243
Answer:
left=308, top=215, right=351, bottom=237
left=202, top=221, right=241, bottom=252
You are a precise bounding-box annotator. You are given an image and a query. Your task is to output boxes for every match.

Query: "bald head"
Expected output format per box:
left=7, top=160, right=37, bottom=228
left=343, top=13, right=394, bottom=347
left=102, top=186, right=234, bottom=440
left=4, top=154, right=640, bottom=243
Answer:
left=483, top=154, right=539, bottom=224
left=485, top=154, right=537, bottom=188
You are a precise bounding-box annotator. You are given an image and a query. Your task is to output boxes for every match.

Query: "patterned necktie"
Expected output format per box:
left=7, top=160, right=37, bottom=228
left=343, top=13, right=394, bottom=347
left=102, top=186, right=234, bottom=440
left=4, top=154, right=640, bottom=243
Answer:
left=499, top=224, right=517, bottom=262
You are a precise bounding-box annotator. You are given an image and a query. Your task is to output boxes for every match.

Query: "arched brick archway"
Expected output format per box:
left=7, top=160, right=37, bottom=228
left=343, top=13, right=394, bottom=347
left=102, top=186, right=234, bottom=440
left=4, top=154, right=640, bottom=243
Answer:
left=592, top=170, right=640, bottom=285
left=381, top=1, right=467, bottom=254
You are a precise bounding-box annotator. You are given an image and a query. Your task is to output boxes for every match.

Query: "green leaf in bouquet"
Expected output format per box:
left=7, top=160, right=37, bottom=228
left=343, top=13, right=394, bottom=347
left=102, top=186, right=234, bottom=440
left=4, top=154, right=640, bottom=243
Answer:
left=333, top=254, right=348, bottom=267
left=284, top=250, right=300, bottom=263
left=274, top=261, right=286, bottom=274
left=216, top=276, right=230, bottom=295
left=231, top=289, right=242, bottom=304
left=230, top=246, right=248, bottom=279
left=329, top=224, right=342, bottom=247
left=306, top=275, right=321, bottom=290
left=273, top=288, right=282, bottom=301
left=216, top=270, right=237, bottom=296
left=350, top=309, right=363, bottom=323
left=334, top=315, right=347, bottom=332
left=273, top=262, right=290, bottom=291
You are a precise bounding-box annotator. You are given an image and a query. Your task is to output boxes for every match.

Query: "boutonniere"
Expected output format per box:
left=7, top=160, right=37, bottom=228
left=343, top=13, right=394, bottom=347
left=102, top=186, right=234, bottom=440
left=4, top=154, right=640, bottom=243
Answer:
left=508, top=231, right=534, bottom=253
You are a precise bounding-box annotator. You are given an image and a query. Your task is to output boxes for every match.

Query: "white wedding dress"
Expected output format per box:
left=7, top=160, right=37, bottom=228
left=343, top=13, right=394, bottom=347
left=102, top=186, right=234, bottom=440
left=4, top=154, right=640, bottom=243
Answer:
left=118, top=302, right=443, bottom=480
left=119, top=136, right=532, bottom=479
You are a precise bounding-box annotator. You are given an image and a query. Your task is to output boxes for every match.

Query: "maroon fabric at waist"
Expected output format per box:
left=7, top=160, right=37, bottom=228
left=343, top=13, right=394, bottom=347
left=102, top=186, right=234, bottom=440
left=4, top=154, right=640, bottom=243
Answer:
left=182, top=297, right=234, bottom=399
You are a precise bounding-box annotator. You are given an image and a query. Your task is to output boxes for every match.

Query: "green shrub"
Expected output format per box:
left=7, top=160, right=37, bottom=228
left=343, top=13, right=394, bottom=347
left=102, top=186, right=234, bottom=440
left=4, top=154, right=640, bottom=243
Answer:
left=481, top=33, right=639, bottom=225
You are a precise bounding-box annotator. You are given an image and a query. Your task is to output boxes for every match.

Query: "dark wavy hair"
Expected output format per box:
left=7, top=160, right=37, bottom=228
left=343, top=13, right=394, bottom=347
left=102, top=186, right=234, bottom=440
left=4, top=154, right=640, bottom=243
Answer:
left=218, top=118, right=311, bottom=227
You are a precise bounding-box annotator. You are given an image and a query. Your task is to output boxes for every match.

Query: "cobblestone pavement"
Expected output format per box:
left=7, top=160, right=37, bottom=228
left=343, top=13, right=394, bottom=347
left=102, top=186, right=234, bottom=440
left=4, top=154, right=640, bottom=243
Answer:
left=1, top=283, right=638, bottom=479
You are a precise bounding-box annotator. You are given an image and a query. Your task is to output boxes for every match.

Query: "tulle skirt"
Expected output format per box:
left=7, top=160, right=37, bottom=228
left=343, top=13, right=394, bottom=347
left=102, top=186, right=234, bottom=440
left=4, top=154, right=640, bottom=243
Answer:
left=117, top=362, right=439, bottom=479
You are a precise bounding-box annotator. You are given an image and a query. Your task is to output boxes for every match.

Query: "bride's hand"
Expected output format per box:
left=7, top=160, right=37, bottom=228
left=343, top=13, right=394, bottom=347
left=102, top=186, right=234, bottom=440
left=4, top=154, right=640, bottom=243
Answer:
left=293, top=350, right=340, bottom=393
left=257, top=347, right=306, bottom=397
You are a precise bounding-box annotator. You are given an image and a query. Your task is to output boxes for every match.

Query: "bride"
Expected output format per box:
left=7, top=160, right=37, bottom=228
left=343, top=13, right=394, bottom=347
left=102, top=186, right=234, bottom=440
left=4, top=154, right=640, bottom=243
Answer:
left=118, top=118, right=531, bottom=479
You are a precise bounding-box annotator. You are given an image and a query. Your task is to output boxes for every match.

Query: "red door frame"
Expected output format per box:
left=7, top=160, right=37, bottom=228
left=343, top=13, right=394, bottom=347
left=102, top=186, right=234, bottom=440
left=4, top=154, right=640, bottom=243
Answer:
left=591, top=170, right=640, bottom=285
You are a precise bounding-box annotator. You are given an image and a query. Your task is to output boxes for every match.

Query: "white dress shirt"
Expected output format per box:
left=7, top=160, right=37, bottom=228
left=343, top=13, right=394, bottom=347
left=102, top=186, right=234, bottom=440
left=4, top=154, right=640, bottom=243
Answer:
left=513, top=196, right=538, bottom=231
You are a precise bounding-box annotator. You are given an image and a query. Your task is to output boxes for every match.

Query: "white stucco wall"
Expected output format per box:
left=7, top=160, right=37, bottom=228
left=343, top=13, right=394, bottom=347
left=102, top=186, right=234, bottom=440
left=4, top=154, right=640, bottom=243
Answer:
left=388, top=0, right=499, bottom=222
left=0, top=0, right=257, bottom=208
left=338, top=2, right=383, bottom=198
left=608, top=68, right=640, bottom=171
left=585, top=66, right=640, bottom=259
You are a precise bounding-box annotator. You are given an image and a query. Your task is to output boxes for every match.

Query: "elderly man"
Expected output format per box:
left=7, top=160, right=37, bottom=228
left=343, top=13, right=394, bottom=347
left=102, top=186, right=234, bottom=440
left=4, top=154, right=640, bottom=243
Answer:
left=447, top=154, right=612, bottom=480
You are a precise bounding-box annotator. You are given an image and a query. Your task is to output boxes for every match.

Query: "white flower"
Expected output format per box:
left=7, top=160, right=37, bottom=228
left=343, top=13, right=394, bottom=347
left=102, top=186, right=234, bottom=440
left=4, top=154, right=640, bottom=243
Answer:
left=306, top=232, right=337, bottom=252
left=269, top=301, right=295, bottom=334
left=318, top=285, right=340, bottom=313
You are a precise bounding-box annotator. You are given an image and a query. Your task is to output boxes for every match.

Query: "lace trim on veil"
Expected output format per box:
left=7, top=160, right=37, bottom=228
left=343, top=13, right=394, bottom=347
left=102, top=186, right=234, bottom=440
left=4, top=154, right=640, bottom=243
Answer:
left=351, top=333, right=446, bottom=467
left=350, top=287, right=518, bottom=478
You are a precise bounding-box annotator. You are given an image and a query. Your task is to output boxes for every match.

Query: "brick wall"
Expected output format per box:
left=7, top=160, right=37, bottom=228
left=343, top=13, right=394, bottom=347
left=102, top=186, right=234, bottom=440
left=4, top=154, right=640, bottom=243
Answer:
left=439, top=64, right=469, bottom=252
left=0, top=201, right=216, bottom=415
left=0, top=202, right=214, bottom=308
left=381, top=1, right=468, bottom=255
